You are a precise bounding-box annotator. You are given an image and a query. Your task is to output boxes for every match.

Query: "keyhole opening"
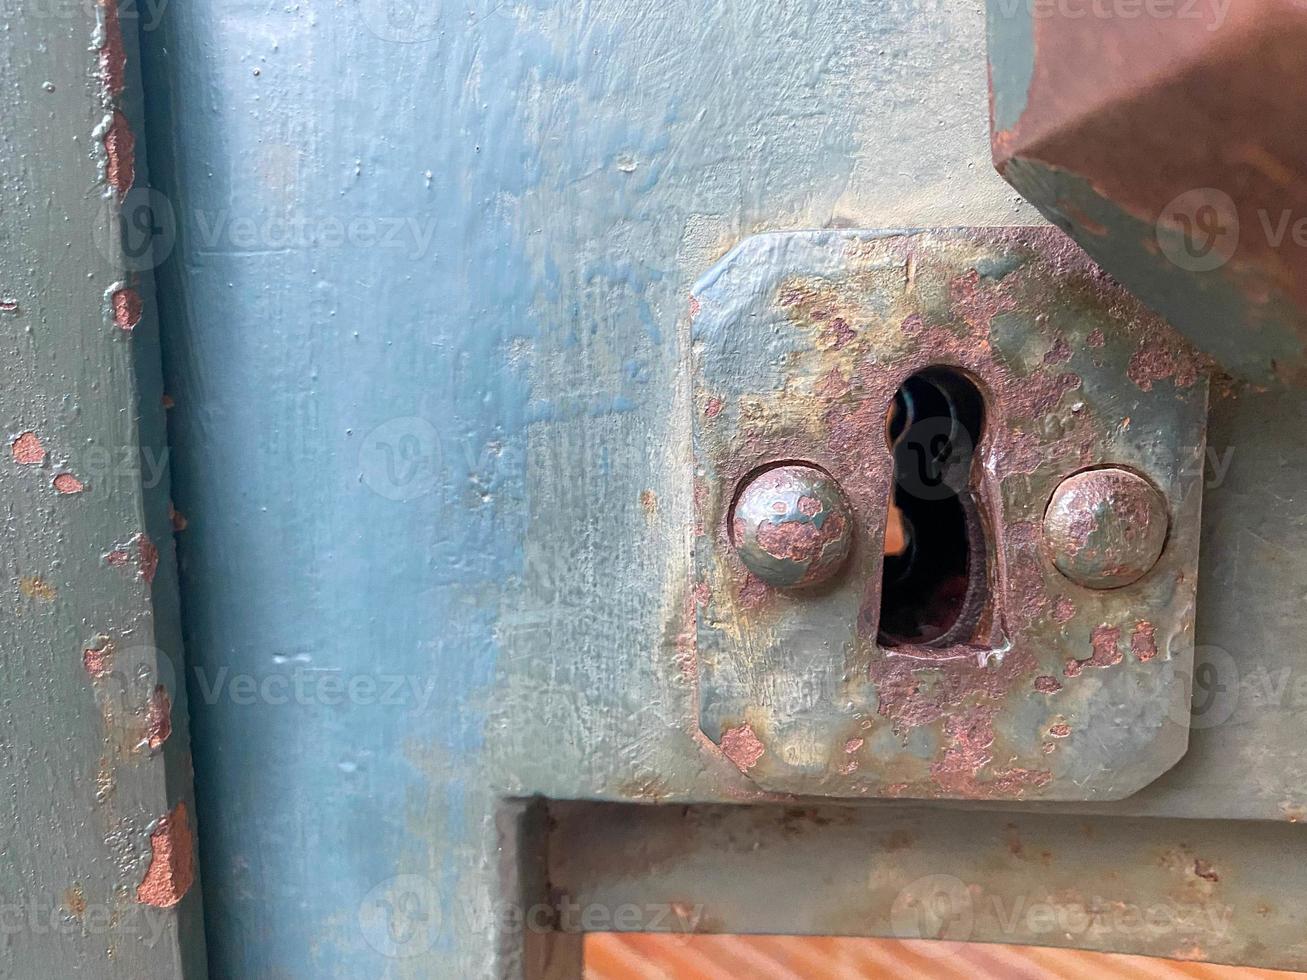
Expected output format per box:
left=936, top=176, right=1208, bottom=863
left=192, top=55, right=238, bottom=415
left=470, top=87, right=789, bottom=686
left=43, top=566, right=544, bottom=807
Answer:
left=878, top=368, right=988, bottom=648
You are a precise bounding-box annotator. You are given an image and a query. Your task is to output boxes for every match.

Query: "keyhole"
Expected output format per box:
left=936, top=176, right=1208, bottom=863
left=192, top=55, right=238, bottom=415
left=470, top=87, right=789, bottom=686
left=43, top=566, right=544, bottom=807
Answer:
left=878, top=368, right=988, bottom=648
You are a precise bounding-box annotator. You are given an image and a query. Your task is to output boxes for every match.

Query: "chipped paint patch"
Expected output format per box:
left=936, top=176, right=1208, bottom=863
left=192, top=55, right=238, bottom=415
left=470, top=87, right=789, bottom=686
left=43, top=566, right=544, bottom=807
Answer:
left=144, top=685, right=172, bottom=750
left=136, top=802, right=194, bottom=908
left=720, top=723, right=765, bottom=772
left=103, top=110, right=136, bottom=199
left=1034, top=675, right=1062, bottom=694
left=107, top=533, right=159, bottom=583
left=1131, top=620, right=1158, bottom=662
left=54, top=473, right=85, bottom=494
left=111, top=286, right=143, bottom=332
left=1065, top=625, right=1123, bottom=678
left=96, top=0, right=127, bottom=98
left=11, top=432, right=45, bottom=465
left=83, top=638, right=114, bottom=678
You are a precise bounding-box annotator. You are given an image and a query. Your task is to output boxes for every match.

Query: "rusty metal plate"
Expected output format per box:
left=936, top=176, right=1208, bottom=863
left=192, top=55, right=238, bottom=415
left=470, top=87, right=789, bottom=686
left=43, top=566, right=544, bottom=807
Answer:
left=691, top=228, right=1210, bottom=801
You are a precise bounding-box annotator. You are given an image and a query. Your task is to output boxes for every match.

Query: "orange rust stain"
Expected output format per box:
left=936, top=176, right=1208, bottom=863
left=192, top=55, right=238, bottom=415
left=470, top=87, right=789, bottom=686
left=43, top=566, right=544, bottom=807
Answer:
left=104, top=110, right=136, bottom=199
left=169, top=503, right=188, bottom=532
left=1065, top=624, right=1123, bottom=677
left=136, top=802, right=195, bottom=908
left=111, top=287, right=143, bottom=332
left=83, top=640, right=114, bottom=678
left=639, top=489, right=657, bottom=516
left=54, top=473, right=85, bottom=494
left=138, top=535, right=159, bottom=584
left=19, top=576, right=56, bottom=601
left=720, top=723, right=765, bottom=773
left=97, top=0, right=127, bottom=98
left=1131, top=620, right=1158, bottom=662
left=145, top=685, right=172, bottom=749
left=11, top=432, right=45, bottom=465
left=1034, top=675, right=1062, bottom=694
left=63, top=885, right=87, bottom=920
left=161, top=394, right=175, bottom=409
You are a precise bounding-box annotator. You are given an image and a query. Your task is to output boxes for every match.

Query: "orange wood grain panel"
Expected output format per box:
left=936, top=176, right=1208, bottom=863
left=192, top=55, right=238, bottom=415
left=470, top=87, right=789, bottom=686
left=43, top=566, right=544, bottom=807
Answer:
left=585, top=935, right=1306, bottom=980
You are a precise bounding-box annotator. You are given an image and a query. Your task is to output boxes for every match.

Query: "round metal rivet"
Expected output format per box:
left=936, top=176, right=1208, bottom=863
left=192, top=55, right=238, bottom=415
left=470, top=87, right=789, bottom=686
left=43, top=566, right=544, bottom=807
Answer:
left=1044, top=467, right=1169, bottom=590
left=730, top=464, right=853, bottom=589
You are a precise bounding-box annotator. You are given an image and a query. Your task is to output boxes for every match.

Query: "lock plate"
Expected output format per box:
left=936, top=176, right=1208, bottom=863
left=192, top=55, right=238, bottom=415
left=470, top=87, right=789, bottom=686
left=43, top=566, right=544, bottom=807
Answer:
left=691, top=227, right=1210, bottom=801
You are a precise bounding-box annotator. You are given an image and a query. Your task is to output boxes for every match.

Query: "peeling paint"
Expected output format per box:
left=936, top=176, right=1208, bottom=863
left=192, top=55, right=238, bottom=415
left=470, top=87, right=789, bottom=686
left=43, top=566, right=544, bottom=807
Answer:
left=720, top=724, right=765, bottom=773
left=103, top=110, right=136, bottom=199
left=136, top=803, right=195, bottom=908
left=11, top=431, right=45, bottom=465
left=54, top=473, right=85, bottom=494
left=111, top=286, right=143, bottom=332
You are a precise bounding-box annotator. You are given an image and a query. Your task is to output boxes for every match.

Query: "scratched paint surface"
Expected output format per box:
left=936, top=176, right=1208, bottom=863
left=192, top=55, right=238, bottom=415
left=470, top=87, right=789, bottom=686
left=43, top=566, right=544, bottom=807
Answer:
left=0, top=1, right=204, bottom=976
left=135, top=0, right=1307, bottom=978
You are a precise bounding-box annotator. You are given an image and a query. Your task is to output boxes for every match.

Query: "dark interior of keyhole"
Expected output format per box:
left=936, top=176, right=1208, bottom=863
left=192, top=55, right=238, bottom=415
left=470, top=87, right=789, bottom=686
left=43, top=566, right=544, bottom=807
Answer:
left=878, top=368, right=986, bottom=648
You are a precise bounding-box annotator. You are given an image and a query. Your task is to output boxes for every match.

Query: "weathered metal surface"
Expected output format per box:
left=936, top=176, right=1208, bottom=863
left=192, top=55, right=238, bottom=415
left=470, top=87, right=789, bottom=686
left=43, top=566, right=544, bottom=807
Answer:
left=730, top=464, right=854, bottom=589
left=127, top=0, right=1307, bottom=975
left=1045, top=467, right=1170, bottom=590
left=694, top=228, right=1209, bottom=801
left=549, top=801, right=1307, bottom=971
left=987, top=0, right=1307, bottom=385
left=0, top=0, right=205, bottom=976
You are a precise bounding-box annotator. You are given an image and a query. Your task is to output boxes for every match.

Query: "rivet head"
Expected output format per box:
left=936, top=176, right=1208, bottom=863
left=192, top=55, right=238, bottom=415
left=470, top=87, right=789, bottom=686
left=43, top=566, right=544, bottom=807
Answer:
left=731, top=464, right=853, bottom=589
left=1044, top=467, right=1169, bottom=590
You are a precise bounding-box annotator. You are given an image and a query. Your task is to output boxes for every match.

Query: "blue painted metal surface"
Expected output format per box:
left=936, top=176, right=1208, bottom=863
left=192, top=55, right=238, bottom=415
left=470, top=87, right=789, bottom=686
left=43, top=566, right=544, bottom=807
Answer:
left=135, top=2, right=1307, bottom=977
left=140, top=4, right=1028, bottom=975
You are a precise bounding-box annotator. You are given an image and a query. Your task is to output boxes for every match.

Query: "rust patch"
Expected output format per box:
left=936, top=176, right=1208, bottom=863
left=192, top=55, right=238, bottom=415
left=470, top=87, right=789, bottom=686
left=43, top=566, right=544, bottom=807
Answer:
left=0, top=298, right=18, bottom=313
left=54, top=473, right=85, bottom=494
left=720, top=723, right=765, bottom=773
left=169, top=503, right=188, bottom=532
left=1052, top=596, right=1076, bottom=624
left=136, top=802, right=195, bottom=908
left=1065, top=625, right=1123, bottom=677
left=19, top=576, right=56, bottom=601
left=1043, top=336, right=1072, bottom=364
left=63, top=885, right=87, bottom=920
left=1193, top=859, right=1220, bottom=883
left=1049, top=722, right=1072, bottom=738
left=1034, top=675, right=1062, bottom=694
left=111, top=287, right=143, bottom=332
left=104, top=110, right=136, bottom=199
left=929, top=707, right=1052, bottom=797
left=639, top=489, right=657, bottom=516
left=1131, top=620, right=1158, bottom=662
left=97, top=0, right=128, bottom=98
left=83, top=639, right=114, bottom=678
left=11, top=432, right=45, bottom=465
left=1128, top=336, right=1204, bottom=391
left=145, top=685, right=172, bottom=750
left=704, top=396, right=723, bottom=418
